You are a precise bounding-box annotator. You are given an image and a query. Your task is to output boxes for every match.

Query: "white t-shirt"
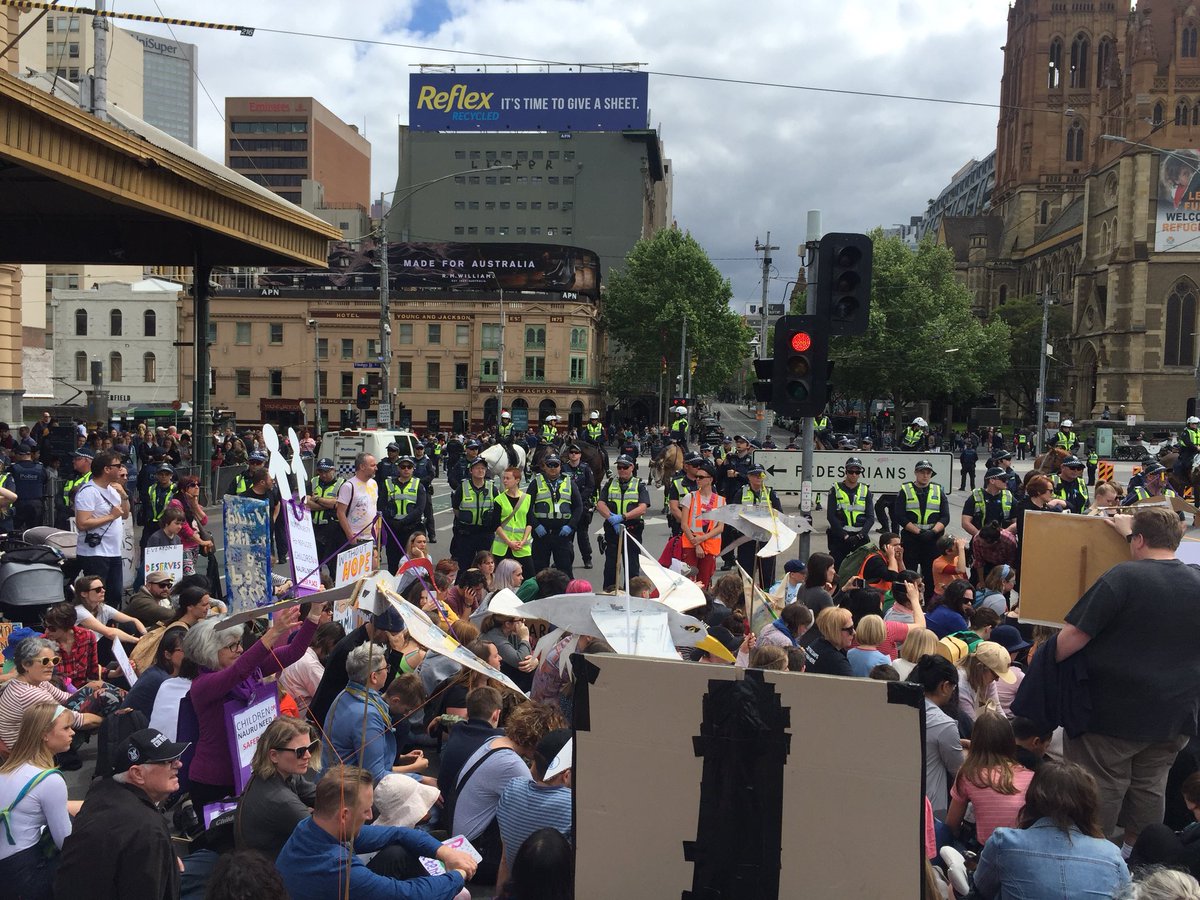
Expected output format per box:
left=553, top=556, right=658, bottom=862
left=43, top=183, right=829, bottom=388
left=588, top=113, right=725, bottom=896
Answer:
left=74, top=481, right=124, bottom=557
left=0, top=763, right=72, bottom=859
left=337, top=476, right=378, bottom=540
left=149, top=676, right=192, bottom=741
left=75, top=602, right=118, bottom=625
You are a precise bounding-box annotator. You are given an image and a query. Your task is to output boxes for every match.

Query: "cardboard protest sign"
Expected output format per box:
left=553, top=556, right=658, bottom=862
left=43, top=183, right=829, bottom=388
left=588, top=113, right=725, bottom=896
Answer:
left=224, top=683, right=279, bottom=793
left=111, top=636, right=137, bottom=685
left=1130, top=494, right=1200, bottom=516
left=223, top=496, right=273, bottom=617
left=283, top=499, right=322, bottom=596
left=571, top=654, right=924, bottom=898
left=214, top=580, right=357, bottom=631
left=1018, top=510, right=1130, bottom=625
left=334, top=541, right=375, bottom=631
left=143, top=544, right=183, bottom=583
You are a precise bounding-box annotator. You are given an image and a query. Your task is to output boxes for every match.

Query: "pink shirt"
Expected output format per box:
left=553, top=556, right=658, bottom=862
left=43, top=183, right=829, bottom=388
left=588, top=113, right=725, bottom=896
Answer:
left=950, top=765, right=1035, bottom=843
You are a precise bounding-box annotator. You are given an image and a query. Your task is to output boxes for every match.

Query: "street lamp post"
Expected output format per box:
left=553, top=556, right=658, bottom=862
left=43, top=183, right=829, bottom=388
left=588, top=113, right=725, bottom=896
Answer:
left=308, top=318, right=321, bottom=434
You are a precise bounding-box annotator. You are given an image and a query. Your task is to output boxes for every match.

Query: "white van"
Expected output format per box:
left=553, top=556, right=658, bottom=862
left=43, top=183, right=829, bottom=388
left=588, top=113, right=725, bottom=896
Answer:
left=317, top=429, right=421, bottom=476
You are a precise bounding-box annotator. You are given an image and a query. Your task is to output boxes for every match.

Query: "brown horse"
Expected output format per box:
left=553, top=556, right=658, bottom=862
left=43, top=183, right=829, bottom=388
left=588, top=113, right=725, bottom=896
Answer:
left=1033, top=447, right=1071, bottom=474
left=1159, top=448, right=1200, bottom=498
left=651, top=444, right=684, bottom=487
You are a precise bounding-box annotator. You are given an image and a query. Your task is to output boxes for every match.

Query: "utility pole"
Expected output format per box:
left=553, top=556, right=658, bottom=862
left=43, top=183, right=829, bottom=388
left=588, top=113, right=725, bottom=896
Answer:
left=377, top=193, right=392, bottom=429
left=90, top=0, right=108, bottom=121
left=678, top=317, right=687, bottom=412
left=799, top=211, right=821, bottom=559
left=754, top=233, right=778, bottom=443
left=1035, top=282, right=1052, bottom=458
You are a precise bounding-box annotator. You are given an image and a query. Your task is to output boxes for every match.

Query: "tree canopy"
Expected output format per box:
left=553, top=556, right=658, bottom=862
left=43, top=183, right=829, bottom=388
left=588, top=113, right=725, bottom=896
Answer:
left=601, top=228, right=752, bottom=398
left=993, top=293, right=1072, bottom=418
left=829, top=232, right=1011, bottom=410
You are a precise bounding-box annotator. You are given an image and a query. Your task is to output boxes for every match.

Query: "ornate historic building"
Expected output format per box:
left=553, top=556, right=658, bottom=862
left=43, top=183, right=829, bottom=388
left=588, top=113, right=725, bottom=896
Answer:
left=944, top=0, right=1200, bottom=421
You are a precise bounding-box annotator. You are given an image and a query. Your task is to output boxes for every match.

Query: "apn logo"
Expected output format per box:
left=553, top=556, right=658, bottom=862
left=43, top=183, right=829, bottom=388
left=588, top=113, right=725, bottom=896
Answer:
left=415, top=84, right=494, bottom=111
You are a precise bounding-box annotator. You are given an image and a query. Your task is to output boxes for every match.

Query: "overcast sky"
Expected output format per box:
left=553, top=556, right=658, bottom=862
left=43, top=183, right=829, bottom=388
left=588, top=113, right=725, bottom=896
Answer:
left=112, top=0, right=1010, bottom=301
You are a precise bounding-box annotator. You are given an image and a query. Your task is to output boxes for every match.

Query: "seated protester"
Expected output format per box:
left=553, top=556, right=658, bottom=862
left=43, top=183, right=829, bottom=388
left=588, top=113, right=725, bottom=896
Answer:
left=478, top=608, right=537, bottom=693
left=204, top=850, right=289, bottom=900
left=925, top=579, right=974, bottom=639
left=972, top=761, right=1130, bottom=899
left=931, top=534, right=969, bottom=597
left=438, top=687, right=504, bottom=803
left=144, top=506, right=184, bottom=548
left=496, top=730, right=574, bottom=888
left=957, top=641, right=1015, bottom=723
left=757, top=602, right=813, bottom=649
left=383, top=673, right=427, bottom=758
left=913, top=654, right=965, bottom=819
left=39, top=601, right=100, bottom=689
left=307, top=606, right=405, bottom=731
left=802, top=607, right=855, bottom=677
left=417, top=619, right=480, bottom=699
left=1130, top=771, right=1200, bottom=877
left=514, top=567, right=570, bottom=604
left=844, top=583, right=926, bottom=658
left=796, top=553, right=838, bottom=622
left=988, top=624, right=1029, bottom=718
left=323, top=643, right=416, bottom=785
left=278, top=621, right=345, bottom=720
left=892, top=627, right=938, bottom=681
left=970, top=524, right=1017, bottom=584
left=119, top=626, right=186, bottom=720
left=234, top=717, right=319, bottom=861
left=444, top=568, right=489, bottom=620
left=123, top=570, right=176, bottom=629
left=1011, top=716, right=1055, bottom=773
left=743, top=645, right=789, bottom=671
left=277, top=765, right=476, bottom=900
left=451, top=701, right=568, bottom=885
left=0, top=703, right=77, bottom=899
left=72, top=573, right=146, bottom=647
left=426, top=639, right=504, bottom=740
left=373, top=772, right=440, bottom=831
left=945, top=711, right=1035, bottom=847
left=128, top=584, right=213, bottom=677
left=496, top=827, right=574, bottom=900
left=847, top=615, right=892, bottom=677
left=767, top=558, right=807, bottom=607
left=974, top=564, right=1016, bottom=619
left=53, top=728, right=189, bottom=900
left=883, top=572, right=924, bottom=624
left=0, top=638, right=101, bottom=753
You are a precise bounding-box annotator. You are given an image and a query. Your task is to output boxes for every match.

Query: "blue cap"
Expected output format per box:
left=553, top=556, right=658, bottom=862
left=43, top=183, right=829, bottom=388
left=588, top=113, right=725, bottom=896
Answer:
left=398, top=455, right=415, bottom=465
left=468, top=456, right=489, bottom=469
left=73, top=448, right=94, bottom=459
left=316, top=457, right=335, bottom=471
left=248, top=452, right=267, bottom=463
left=156, top=464, right=174, bottom=474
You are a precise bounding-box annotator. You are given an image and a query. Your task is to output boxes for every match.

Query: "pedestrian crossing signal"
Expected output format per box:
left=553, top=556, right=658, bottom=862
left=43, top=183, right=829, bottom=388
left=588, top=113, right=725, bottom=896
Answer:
left=356, top=384, right=372, bottom=410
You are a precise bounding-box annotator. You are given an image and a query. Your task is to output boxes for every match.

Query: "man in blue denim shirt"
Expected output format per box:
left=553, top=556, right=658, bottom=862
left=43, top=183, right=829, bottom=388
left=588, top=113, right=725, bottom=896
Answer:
left=1056, top=506, right=1200, bottom=857
left=278, top=765, right=475, bottom=900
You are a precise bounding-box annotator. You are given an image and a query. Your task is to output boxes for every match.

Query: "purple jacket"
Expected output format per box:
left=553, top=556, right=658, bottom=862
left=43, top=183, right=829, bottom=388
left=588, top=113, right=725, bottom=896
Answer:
left=187, top=617, right=318, bottom=787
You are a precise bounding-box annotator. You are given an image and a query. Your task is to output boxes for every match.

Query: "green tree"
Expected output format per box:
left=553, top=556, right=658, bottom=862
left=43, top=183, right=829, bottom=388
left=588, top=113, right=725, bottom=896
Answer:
left=829, top=232, right=1011, bottom=410
left=993, top=294, right=1072, bottom=418
left=601, top=228, right=752, bottom=398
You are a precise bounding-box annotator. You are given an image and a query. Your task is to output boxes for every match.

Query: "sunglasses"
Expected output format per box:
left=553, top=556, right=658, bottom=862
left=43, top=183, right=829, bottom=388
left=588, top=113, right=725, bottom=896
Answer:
left=841, top=626, right=856, bottom=634
left=545, top=462, right=561, bottom=467
left=36, top=655, right=62, bottom=666
left=617, top=464, right=633, bottom=470
left=399, top=464, right=414, bottom=469
left=274, top=740, right=319, bottom=758
left=1126, top=532, right=1140, bottom=544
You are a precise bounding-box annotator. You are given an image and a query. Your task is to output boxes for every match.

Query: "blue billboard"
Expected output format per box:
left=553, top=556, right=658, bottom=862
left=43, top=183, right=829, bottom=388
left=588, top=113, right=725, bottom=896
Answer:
left=409, top=71, right=649, bottom=132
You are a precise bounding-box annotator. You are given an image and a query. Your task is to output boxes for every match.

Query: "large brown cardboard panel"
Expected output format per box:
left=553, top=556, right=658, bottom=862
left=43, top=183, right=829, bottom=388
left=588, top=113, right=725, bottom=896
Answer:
left=572, top=655, right=924, bottom=899
left=1019, top=511, right=1129, bottom=625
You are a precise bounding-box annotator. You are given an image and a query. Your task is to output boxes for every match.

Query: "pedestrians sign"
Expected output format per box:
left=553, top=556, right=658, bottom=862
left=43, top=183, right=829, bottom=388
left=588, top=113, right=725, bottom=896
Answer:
left=753, top=450, right=955, bottom=494
left=352, top=362, right=381, bottom=368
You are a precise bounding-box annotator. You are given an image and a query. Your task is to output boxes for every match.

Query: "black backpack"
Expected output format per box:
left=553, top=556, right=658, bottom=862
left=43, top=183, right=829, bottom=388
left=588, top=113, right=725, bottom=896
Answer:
left=94, top=707, right=149, bottom=778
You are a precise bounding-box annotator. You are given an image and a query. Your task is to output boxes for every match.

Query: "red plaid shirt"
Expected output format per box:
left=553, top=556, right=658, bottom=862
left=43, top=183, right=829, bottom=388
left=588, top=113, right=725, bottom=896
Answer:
left=50, top=626, right=99, bottom=686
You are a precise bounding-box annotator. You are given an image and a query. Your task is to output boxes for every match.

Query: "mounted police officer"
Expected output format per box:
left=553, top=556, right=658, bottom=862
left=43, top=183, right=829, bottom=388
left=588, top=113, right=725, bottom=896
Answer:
left=412, top=442, right=437, bottom=543
left=961, top=467, right=1017, bottom=537
left=529, top=452, right=582, bottom=578
left=383, top=455, right=426, bottom=571
left=305, top=457, right=344, bottom=580
left=583, top=410, right=605, bottom=446
left=1051, top=455, right=1090, bottom=515
left=540, top=414, right=560, bottom=445
left=451, top=455, right=498, bottom=573
left=670, top=406, right=689, bottom=453
left=497, top=409, right=515, bottom=442
left=562, top=444, right=596, bottom=569
left=57, top=447, right=93, bottom=530
left=1054, top=418, right=1077, bottom=454
left=1177, top=415, right=1200, bottom=482
left=735, top=463, right=783, bottom=588
left=814, top=411, right=832, bottom=448
left=595, top=454, right=649, bottom=591
left=901, top=417, right=928, bottom=451
left=827, top=456, right=874, bottom=568
left=893, top=459, right=950, bottom=598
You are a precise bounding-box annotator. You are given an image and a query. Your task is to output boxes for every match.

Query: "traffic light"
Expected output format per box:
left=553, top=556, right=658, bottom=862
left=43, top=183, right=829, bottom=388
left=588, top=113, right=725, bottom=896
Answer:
left=752, top=357, right=773, bottom=403
left=356, top=384, right=372, bottom=410
left=770, top=315, right=829, bottom=417
left=816, top=232, right=873, bottom=335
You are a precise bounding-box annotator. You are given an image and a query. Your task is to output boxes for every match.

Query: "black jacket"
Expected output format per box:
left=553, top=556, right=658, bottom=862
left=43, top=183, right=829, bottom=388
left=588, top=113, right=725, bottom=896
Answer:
left=54, top=777, right=180, bottom=900
left=1010, top=632, right=1092, bottom=739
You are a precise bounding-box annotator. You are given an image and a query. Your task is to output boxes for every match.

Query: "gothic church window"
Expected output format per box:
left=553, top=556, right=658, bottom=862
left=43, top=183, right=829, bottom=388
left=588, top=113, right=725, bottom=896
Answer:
left=1184, top=24, right=1198, bottom=59
left=1154, top=102, right=1166, bottom=126
left=1179, top=99, right=1193, bottom=126
left=1066, top=120, right=1085, bottom=162
left=1096, top=37, right=1114, bottom=86
left=1165, top=280, right=1198, bottom=367
left=1070, top=33, right=1090, bottom=88
left=1049, top=38, right=1063, bottom=89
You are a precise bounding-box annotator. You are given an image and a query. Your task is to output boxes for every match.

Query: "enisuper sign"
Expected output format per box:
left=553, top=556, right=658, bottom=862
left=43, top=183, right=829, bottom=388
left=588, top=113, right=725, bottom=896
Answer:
left=752, top=451, right=955, bottom=495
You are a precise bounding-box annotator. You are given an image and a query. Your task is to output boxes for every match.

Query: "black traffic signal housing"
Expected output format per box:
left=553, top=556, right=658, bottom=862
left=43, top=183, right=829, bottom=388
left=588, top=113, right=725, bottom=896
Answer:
left=769, top=315, right=830, bottom=417
left=356, top=384, right=372, bottom=410
left=752, top=358, right=773, bottom=404
left=816, top=232, right=873, bottom=335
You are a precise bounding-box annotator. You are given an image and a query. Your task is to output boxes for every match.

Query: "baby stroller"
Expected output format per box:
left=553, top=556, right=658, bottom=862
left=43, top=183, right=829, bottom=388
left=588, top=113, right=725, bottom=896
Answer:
left=0, top=527, right=73, bottom=626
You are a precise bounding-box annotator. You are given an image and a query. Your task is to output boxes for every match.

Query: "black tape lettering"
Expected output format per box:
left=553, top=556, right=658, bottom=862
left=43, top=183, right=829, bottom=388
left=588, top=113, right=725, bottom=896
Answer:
left=887, top=680, right=924, bottom=709
left=570, top=654, right=602, bottom=732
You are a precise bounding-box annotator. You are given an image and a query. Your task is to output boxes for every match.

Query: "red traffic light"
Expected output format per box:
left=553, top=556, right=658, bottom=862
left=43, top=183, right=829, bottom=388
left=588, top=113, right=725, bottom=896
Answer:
left=791, top=332, right=812, bottom=352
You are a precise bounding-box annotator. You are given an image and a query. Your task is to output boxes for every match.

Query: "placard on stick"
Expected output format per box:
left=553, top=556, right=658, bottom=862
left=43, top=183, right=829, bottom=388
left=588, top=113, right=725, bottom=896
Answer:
left=1018, top=511, right=1130, bottom=625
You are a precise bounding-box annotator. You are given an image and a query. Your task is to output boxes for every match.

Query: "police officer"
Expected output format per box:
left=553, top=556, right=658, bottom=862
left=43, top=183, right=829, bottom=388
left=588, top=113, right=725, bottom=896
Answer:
left=595, top=454, right=650, bottom=591
left=1086, top=447, right=1099, bottom=486
left=228, top=451, right=267, bottom=496
left=448, top=440, right=483, bottom=493
left=412, top=442, right=437, bottom=542
left=827, top=457, right=874, bottom=569
left=993, top=450, right=1023, bottom=498
left=375, top=442, right=402, bottom=493
left=140, top=463, right=177, bottom=561
left=562, top=444, right=596, bottom=569
left=1016, top=429, right=1028, bottom=460
left=1051, top=456, right=1090, bottom=515
left=451, top=455, right=498, bottom=573
left=0, top=457, right=14, bottom=535
left=383, top=456, right=426, bottom=571
left=814, top=411, right=832, bottom=449
left=57, top=448, right=94, bottom=530
left=1054, top=419, right=1077, bottom=453
left=735, top=464, right=783, bottom=588
left=667, top=453, right=701, bottom=542
left=893, top=459, right=950, bottom=598
left=529, top=453, right=582, bottom=578
left=9, top=444, right=45, bottom=532
left=497, top=409, right=515, bottom=441
left=306, top=457, right=344, bottom=579
left=583, top=411, right=605, bottom=446
left=961, top=467, right=1016, bottom=537
left=901, top=417, right=928, bottom=451
left=718, top=436, right=754, bottom=569
left=1123, top=461, right=1177, bottom=504
left=1178, top=416, right=1200, bottom=481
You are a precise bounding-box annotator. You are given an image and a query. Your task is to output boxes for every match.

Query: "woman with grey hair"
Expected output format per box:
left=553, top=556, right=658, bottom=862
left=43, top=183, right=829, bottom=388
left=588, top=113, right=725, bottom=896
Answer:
left=0, top=638, right=102, bottom=750
left=183, top=603, right=326, bottom=808
left=488, top=558, right=525, bottom=600
left=323, top=642, right=410, bottom=784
